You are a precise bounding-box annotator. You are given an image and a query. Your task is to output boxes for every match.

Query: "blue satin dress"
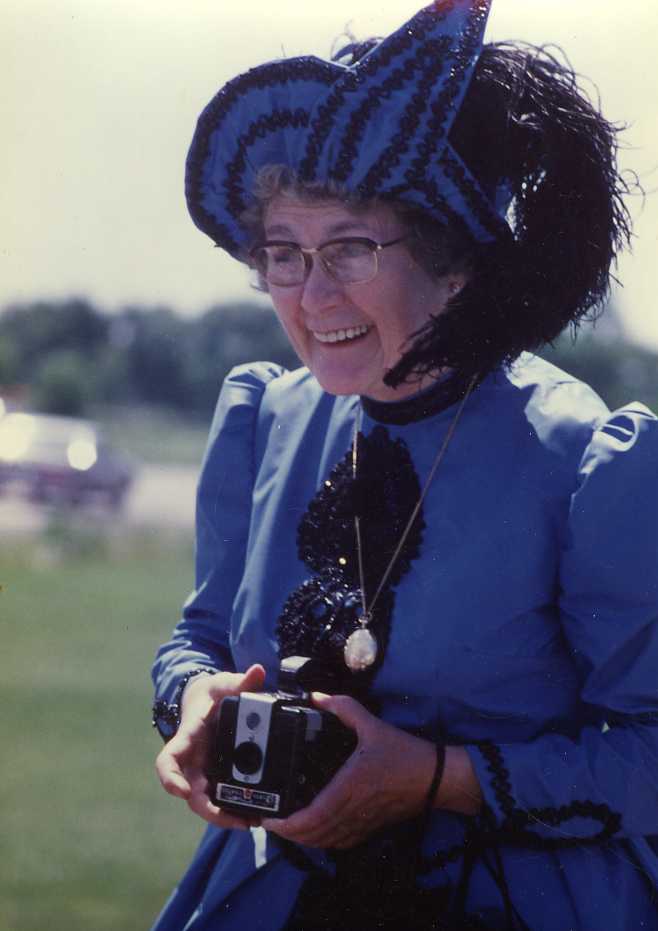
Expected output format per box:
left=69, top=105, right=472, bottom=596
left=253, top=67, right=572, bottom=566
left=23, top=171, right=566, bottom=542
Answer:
left=151, top=354, right=658, bottom=930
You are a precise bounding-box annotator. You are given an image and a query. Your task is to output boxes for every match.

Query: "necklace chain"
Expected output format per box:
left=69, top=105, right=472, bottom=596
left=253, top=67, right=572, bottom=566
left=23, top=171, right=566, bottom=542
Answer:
left=352, top=375, right=477, bottom=628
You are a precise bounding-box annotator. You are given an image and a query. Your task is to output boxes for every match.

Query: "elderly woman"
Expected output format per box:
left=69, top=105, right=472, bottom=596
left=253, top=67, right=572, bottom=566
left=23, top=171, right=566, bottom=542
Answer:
left=151, top=2, right=658, bottom=928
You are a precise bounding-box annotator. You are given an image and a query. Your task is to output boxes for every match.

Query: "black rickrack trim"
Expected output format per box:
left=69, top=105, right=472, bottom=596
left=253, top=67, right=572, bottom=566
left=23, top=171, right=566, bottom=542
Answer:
left=185, top=59, right=336, bottom=250
left=477, top=741, right=515, bottom=818
left=151, top=667, right=217, bottom=741
left=361, top=0, right=474, bottom=196
left=441, top=150, right=508, bottom=241
left=225, top=108, right=310, bottom=220
left=475, top=741, right=623, bottom=846
left=394, top=2, right=508, bottom=242
left=299, top=4, right=443, bottom=181
left=331, top=53, right=424, bottom=186
left=408, top=0, right=488, bottom=179
left=419, top=740, right=623, bottom=874
left=358, top=35, right=453, bottom=198
left=411, top=175, right=474, bottom=243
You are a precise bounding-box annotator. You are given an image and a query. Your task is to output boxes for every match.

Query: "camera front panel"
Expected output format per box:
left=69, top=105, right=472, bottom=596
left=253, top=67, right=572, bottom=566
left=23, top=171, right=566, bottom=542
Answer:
left=208, top=694, right=307, bottom=816
left=207, top=689, right=357, bottom=818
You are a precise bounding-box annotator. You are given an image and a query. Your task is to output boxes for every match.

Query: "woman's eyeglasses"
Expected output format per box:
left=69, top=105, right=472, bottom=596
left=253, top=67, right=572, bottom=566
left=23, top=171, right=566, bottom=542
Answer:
left=249, top=236, right=406, bottom=287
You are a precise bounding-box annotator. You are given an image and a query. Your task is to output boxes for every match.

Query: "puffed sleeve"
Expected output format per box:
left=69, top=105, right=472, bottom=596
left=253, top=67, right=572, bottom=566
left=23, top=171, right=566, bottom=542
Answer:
left=467, top=403, right=658, bottom=841
left=151, top=362, right=285, bottom=739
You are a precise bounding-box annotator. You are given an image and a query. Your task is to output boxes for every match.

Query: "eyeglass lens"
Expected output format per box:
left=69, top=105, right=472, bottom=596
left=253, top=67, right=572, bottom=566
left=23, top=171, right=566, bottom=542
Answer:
left=254, top=240, right=378, bottom=286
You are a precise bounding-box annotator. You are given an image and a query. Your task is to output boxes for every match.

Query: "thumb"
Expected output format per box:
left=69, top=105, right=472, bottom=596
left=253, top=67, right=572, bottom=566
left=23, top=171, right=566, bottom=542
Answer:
left=311, top=692, right=373, bottom=734
left=206, top=663, right=266, bottom=701
left=240, top=663, right=267, bottom=691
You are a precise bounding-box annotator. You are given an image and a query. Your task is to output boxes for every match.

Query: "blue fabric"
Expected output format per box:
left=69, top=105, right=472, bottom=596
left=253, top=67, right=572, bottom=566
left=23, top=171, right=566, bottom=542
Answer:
left=185, top=0, right=511, bottom=259
left=151, top=355, right=658, bottom=930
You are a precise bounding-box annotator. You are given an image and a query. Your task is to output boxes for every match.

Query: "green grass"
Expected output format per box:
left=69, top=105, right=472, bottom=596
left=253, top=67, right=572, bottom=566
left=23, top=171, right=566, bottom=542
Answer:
left=0, top=531, right=204, bottom=931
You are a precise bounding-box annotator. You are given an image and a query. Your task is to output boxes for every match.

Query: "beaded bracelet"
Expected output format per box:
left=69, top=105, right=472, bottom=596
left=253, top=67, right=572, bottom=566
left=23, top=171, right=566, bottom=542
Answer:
left=151, top=667, right=217, bottom=741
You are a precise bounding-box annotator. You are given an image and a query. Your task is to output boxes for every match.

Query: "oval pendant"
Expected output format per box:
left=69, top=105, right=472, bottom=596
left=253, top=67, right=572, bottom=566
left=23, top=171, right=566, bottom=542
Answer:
left=344, top=627, right=378, bottom=672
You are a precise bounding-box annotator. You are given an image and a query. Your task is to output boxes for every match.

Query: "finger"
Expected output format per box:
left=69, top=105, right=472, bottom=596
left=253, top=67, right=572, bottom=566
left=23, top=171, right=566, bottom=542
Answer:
left=301, top=796, right=380, bottom=848
left=155, top=745, right=192, bottom=799
left=188, top=792, right=261, bottom=829
left=311, top=692, right=373, bottom=734
left=206, top=664, right=266, bottom=702
left=186, top=772, right=261, bottom=829
left=263, top=775, right=355, bottom=845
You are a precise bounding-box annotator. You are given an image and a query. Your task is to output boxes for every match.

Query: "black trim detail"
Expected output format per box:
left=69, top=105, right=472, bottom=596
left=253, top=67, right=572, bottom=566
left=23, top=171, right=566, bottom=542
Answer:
left=224, top=108, right=310, bottom=221
left=420, top=739, right=623, bottom=876
left=407, top=0, right=488, bottom=186
left=474, top=741, right=623, bottom=847
left=361, top=372, right=473, bottom=425
left=359, top=35, right=454, bottom=197
left=151, top=699, right=180, bottom=742
left=276, top=426, right=424, bottom=692
left=441, top=150, right=508, bottom=241
left=299, top=5, right=442, bottom=182
left=186, top=59, right=337, bottom=249
left=151, top=667, right=217, bottom=741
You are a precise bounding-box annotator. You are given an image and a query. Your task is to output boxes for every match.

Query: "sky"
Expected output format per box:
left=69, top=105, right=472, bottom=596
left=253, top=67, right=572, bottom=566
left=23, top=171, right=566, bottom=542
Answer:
left=2, top=1, right=657, bottom=347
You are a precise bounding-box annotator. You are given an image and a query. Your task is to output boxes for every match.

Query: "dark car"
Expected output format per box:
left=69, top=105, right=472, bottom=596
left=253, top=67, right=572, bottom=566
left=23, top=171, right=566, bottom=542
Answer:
left=0, top=411, right=135, bottom=509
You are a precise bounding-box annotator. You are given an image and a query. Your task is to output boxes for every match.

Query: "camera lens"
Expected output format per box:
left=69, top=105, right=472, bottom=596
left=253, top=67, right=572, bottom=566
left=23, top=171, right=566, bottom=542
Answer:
left=246, top=712, right=261, bottom=730
left=233, top=740, right=263, bottom=775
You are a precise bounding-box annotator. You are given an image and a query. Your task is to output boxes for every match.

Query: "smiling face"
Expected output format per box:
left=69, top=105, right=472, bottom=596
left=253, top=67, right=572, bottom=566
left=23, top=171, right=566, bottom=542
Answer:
left=262, top=196, right=464, bottom=402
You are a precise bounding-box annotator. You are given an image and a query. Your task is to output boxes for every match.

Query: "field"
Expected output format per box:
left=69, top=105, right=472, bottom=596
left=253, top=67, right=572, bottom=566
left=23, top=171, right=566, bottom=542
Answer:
left=0, top=528, right=203, bottom=931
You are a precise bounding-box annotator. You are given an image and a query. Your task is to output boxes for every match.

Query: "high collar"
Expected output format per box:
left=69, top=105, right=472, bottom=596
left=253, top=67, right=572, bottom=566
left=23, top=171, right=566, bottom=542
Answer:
left=360, top=373, right=474, bottom=425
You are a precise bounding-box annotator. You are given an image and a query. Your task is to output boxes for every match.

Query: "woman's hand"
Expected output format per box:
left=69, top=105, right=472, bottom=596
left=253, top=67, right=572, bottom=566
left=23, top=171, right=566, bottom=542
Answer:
left=262, top=693, right=483, bottom=849
left=155, top=663, right=266, bottom=830
left=263, top=693, right=438, bottom=850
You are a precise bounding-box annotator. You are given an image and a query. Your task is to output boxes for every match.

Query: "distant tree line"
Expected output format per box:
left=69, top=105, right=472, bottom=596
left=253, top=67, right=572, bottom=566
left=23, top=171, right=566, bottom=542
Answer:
left=0, top=297, right=656, bottom=418
left=0, top=298, right=299, bottom=418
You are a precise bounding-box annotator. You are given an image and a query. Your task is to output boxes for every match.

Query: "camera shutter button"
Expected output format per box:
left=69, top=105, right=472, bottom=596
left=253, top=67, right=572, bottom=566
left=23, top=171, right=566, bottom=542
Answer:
left=234, top=740, right=263, bottom=776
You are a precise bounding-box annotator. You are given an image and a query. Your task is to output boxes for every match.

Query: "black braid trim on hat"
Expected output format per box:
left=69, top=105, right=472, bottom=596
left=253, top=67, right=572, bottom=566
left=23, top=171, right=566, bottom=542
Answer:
left=411, top=176, right=475, bottom=243
left=441, top=150, right=509, bottom=241
left=331, top=50, right=429, bottom=186
left=225, top=108, right=310, bottom=221
left=363, top=3, right=481, bottom=196
left=299, top=5, right=443, bottom=182
left=353, top=36, right=453, bottom=197
left=185, top=59, right=336, bottom=250
left=276, top=426, right=424, bottom=694
left=407, top=0, right=489, bottom=184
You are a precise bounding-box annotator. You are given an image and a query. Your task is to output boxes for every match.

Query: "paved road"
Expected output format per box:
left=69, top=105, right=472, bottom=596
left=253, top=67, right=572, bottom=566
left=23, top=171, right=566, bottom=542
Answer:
left=0, top=464, right=199, bottom=535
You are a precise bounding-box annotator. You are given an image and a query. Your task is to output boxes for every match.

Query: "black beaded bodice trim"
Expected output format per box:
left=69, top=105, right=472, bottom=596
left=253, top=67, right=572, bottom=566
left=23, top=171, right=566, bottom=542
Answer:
left=276, top=425, right=424, bottom=692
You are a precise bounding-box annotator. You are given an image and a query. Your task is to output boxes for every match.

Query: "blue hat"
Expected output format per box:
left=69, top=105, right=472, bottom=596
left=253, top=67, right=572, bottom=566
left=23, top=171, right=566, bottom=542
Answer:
left=185, top=0, right=510, bottom=260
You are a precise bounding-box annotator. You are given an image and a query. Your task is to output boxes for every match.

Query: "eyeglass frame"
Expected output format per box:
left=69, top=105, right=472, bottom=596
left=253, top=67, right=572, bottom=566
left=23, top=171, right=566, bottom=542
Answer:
left=248, top=235, right=408, bottom=287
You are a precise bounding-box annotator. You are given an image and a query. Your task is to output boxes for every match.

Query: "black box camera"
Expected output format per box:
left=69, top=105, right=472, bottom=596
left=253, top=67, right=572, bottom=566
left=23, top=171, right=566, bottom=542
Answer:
left=206, top=657, right=357, bottom=818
